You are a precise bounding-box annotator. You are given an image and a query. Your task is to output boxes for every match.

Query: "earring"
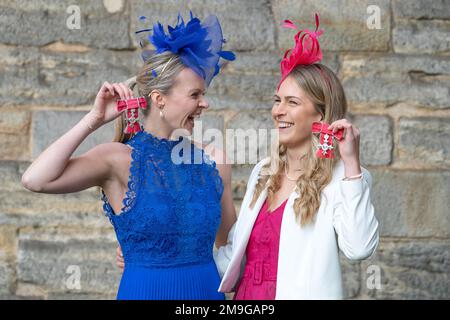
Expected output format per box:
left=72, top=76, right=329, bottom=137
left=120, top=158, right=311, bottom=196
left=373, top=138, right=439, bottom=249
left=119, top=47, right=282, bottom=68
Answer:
left=159, top=105, right=165, bottom=119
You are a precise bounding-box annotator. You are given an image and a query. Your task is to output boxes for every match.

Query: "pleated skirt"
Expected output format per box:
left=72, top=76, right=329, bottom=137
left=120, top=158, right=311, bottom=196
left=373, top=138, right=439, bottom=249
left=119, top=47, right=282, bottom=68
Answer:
left=116, top=260, right=225, bottom=300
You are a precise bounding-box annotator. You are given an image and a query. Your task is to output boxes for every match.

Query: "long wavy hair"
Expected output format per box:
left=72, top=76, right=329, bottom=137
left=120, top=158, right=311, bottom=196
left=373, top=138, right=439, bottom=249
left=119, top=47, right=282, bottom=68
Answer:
left=249, top=63, right=348, bottom=226
left=112, top=51, right=185, bottom=143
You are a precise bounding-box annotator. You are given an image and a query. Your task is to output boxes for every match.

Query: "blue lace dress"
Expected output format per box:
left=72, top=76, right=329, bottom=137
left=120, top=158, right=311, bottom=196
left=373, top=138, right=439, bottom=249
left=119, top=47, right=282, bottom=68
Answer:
left=100, top=130, right=225, bottom=300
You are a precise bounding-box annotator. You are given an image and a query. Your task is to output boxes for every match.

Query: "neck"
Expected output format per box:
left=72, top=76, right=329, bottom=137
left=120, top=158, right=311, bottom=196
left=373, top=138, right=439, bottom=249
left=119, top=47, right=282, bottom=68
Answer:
left=142, top=115, right=172, bottom=140
left=285, top=141, right=310, bottom=171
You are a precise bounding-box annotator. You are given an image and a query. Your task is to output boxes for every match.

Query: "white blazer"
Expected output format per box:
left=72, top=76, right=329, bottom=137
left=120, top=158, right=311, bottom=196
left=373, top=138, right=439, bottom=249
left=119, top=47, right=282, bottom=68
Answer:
left=214, top=157, right=379, bottom=299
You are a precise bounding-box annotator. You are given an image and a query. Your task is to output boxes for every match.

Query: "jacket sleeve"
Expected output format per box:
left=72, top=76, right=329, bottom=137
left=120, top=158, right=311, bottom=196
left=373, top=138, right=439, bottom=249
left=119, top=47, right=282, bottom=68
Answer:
left=332, top=167, right=379, bottom=260
left=213, top=158, right=269, bottom=278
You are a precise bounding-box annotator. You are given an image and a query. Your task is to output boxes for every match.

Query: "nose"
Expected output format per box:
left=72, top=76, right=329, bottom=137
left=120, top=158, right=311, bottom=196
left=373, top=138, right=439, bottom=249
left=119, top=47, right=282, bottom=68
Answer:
left=272, top=101, right=286, bottom=120
left=199, top=96, right=209, bottom=110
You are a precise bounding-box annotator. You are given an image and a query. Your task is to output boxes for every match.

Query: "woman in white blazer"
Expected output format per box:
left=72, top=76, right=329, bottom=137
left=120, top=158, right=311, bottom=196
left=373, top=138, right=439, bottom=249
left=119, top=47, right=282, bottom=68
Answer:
left=213, top=41, right=379, bottom=298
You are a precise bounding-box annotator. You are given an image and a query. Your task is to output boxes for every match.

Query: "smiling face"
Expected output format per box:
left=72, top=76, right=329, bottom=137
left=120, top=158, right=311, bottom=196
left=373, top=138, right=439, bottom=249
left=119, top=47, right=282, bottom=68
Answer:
left=272, top=75, right=323, bottom=148
left=159, top=67, right=209, bottom=134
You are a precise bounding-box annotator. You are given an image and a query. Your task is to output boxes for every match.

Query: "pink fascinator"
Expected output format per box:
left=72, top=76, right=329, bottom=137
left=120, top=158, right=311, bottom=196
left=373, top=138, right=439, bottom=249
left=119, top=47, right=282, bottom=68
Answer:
left=278, top=13, right=324, bottom=90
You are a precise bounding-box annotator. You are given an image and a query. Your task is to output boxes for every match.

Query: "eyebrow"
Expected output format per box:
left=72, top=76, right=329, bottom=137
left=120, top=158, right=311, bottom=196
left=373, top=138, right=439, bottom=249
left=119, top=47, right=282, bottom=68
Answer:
left=273, top=94, right=303, bottom=102
left=189, top=88, right=206, bottom=94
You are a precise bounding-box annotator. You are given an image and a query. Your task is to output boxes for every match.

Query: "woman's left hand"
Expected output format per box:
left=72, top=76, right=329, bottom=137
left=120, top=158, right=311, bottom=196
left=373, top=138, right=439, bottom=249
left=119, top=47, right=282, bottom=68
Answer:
left=328, top=119, right=361, bottom=166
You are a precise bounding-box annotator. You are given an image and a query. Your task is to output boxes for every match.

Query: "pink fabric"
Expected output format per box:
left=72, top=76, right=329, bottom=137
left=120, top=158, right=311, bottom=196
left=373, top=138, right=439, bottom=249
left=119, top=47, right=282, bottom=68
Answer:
left=278, top=13, right=324, bottom=90
left=233, top=198, right=288, bottom=300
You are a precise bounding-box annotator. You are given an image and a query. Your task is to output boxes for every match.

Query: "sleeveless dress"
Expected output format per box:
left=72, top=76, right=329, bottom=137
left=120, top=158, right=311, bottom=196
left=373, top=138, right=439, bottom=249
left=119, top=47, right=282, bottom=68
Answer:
left=100, top=130, right=225, bottom=300
left=233, top=198, right=288, bottom=300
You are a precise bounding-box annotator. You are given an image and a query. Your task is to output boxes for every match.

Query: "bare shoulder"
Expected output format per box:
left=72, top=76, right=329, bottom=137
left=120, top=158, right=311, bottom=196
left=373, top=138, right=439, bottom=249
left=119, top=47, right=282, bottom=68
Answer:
left=85, top=142, right=132, bottom=180
left=101, top=141, right=133, bottom=171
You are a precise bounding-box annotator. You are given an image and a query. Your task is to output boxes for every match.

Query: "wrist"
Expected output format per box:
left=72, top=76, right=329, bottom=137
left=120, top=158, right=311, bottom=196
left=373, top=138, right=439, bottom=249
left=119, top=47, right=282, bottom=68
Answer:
left=343, top=157, right=361, bottom=177
left=342, top=172, right=363, bottom=181
left=83, top=113, right=101, bottom=132
left=342, top=155, right=360, bottom=166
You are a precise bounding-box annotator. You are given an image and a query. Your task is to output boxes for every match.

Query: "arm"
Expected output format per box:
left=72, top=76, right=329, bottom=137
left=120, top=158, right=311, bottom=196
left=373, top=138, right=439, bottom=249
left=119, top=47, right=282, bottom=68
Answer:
left=21, top=82, right=132, bottom=193
left=213, top=222, right=236, bottom=278
left=116, top=246, right=125, bottom=272
left=329, top=119, right=379, bottom=260
left=213, top=159, right=237, bottom=278
left=332, top=167, right=379, bottom=260
left=192, top=143, right=236, bottom=278
left=211, top=147, right=237, bottom=248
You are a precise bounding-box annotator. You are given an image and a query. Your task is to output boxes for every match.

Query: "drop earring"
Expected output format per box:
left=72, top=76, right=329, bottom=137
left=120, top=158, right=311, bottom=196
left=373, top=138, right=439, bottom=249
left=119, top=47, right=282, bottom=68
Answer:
left=159, top=105, right=165, bottom=119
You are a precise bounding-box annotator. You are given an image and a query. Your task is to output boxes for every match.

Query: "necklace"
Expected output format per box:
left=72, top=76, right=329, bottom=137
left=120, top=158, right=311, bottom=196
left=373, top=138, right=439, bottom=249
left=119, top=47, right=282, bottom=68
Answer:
left=284, top=163, right=301, bottom=181
left=283, top=152, right=307, bottom=181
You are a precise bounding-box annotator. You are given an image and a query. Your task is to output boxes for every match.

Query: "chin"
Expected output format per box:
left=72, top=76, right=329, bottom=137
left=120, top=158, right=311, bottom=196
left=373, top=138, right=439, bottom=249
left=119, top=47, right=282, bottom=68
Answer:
left=278, top=134, right=305, bottom=148
left=279, top=140, right=296, bottom=149
left=278, top=133, right=295, bottom=146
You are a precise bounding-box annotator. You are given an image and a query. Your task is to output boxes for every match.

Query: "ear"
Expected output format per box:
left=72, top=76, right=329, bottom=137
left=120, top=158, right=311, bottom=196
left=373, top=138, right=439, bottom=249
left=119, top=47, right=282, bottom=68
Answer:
left=149, top=90, right=165, bottom=107
left=312, top=105, right=325, bottom=122
left=315, top=112, right=324, bottom=122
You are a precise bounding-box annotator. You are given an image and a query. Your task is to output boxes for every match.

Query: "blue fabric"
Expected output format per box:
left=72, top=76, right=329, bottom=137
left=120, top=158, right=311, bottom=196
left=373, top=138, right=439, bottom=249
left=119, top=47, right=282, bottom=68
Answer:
left=136, top=11, right=235, bottom=87
left=101, top=130, right=225, bottom=300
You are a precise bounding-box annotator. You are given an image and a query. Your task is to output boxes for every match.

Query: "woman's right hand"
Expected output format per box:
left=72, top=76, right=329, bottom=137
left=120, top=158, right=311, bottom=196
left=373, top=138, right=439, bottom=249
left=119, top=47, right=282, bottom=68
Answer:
left=116, top=245, right=125, bottom=272
left=86, top=82, right=134, bottom=130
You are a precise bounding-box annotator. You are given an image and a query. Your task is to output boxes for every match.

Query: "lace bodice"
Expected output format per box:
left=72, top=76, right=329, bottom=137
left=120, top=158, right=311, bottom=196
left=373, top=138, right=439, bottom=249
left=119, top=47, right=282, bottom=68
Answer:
left=101, top=130, right=223, bottom=268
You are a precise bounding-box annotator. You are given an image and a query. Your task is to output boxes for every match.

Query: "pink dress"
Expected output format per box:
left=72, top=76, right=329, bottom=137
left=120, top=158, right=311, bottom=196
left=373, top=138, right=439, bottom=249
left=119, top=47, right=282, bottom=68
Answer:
left=233, top=198, right=288, bottom=300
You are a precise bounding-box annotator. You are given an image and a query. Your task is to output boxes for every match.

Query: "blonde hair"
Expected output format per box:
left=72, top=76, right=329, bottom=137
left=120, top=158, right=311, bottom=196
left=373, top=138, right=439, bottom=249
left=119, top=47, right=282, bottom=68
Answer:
left=113, top=52, right=185, bottom=143
left=249, top=63, right=348, bottom=226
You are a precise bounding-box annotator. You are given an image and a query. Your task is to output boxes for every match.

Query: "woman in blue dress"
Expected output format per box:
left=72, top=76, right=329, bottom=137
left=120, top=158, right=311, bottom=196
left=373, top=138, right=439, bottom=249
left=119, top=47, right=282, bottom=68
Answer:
left=21, top=12, right=237, bottom=300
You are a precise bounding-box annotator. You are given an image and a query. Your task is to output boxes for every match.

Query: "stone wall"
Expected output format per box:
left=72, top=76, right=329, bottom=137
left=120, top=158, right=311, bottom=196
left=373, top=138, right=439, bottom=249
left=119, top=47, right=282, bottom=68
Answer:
left=0, top=0, right=449, bottom=299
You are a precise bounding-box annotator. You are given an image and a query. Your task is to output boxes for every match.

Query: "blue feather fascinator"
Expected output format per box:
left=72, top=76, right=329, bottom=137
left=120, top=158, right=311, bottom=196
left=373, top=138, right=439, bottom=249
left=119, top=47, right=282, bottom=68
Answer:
left=136, top=11, right=236, bottom=86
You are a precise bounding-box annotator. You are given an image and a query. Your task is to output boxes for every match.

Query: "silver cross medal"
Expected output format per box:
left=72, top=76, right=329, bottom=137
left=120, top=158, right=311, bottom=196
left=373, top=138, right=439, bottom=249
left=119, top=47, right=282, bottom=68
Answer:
left=128, top=108, right=137, bottom=125
left=318, top=133, right=334, bottom=156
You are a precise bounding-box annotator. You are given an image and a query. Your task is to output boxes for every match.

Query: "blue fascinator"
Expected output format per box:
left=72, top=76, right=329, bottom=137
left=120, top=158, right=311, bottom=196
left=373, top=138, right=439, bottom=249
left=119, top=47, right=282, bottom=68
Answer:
left=136, top=11, right=236, bottom=87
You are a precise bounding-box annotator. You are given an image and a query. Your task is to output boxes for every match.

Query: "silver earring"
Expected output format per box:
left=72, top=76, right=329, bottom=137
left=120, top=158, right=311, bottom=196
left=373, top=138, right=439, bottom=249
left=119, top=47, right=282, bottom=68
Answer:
left=159, top=108, right=164, bottom=119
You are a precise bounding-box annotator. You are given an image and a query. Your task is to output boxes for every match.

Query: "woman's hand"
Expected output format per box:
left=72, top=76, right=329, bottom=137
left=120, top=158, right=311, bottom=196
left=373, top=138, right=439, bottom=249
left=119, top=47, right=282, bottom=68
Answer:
left=116, top=245, right=125, bottom=272
left=85, top=82, right=134, bottom=130
left=328, top=119, right=362, bottom=176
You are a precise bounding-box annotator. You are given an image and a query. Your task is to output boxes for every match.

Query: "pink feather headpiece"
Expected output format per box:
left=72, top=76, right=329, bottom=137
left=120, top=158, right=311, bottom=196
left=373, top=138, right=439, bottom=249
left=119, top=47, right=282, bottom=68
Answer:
left=278, top=13, right=324, bottom=90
